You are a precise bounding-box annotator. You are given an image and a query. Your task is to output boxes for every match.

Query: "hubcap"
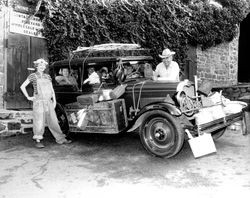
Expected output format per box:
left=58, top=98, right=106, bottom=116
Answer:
left=154, top=126, right=168, bottom=141
left=144, top=118, right=175, bottom=151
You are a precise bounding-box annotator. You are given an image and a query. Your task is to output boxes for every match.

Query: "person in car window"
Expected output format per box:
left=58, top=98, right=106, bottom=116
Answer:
left=100, top=67, right=110, bottom=80
left=55, top=68, right=78, bottom=86
left=125, top=63, right=140, bottom=79
left=20, top=58, right=72, bottom=148
left=153, top=48, right=180, bottom=81
left=83, top=67, right=100, bottom=84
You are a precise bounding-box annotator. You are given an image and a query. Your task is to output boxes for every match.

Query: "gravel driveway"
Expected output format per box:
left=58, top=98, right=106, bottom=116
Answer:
left=0, top=128, right=250, bottom=198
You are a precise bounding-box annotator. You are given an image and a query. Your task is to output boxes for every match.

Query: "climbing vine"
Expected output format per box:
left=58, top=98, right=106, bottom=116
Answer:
left=24, top=0, right=250, bottom=68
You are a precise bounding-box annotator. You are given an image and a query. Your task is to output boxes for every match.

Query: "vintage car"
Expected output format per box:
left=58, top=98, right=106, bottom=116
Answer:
left=49, top=43, right=247, bottom=158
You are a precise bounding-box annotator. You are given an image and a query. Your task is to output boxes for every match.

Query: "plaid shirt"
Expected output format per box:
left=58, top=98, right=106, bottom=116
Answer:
left=28, top=72, right=52, bottom=95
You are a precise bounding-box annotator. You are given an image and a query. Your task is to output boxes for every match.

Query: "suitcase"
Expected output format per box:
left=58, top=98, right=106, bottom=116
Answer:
left=77, top=94, right=99, bottom=105
left=67, top=99, right=128, bottom=134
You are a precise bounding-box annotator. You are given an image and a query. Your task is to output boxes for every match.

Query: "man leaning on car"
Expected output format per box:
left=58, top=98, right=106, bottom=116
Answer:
left=153, top=48, right=180, bottom=82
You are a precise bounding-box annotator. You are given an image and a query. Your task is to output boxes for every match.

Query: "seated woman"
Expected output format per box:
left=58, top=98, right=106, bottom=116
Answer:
left=55, top=68, right=78, bottom=86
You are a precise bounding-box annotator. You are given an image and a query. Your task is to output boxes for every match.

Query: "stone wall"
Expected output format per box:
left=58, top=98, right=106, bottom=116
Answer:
left=213, top=83, right=250, bottom=102
left=188, top=35, right=239, bottom=87
left=0, top=109, right=33, bottom=137
left=187, top=33, right=250, bottom=103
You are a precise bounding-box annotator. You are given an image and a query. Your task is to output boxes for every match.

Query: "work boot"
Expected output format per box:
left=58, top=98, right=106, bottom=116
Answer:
left=56, top=139, right=72, bottom=145
left=35, top=141, right=45, bottom=148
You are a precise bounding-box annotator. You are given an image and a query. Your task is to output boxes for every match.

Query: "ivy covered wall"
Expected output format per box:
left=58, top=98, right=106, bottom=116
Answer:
left=2, top=0, right=250, bottom=88
left=3, top=0, right=249, bottom=69
left=32, top=0, right=249, bottom=71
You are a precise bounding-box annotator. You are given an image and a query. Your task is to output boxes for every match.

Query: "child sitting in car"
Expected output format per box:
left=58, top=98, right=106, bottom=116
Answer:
left=83, top=67, right=100, bottom=84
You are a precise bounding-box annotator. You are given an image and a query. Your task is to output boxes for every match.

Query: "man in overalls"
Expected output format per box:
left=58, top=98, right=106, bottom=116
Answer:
left=20, top=58, right=72, bottom=148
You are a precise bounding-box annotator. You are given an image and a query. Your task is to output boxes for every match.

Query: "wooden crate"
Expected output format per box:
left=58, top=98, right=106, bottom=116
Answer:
left=66, top=99, right=128, bottom=134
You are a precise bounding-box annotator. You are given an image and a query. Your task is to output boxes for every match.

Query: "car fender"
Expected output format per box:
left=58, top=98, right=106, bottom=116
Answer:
left=127, top=102, right=182, bottom=132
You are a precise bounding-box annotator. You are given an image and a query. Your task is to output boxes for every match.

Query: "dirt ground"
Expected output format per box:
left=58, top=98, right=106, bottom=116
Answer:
left=0, top=128, right=250, bottom=198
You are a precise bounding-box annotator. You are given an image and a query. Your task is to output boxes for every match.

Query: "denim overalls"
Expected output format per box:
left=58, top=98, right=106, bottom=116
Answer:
left=32, top=74, right=66, bottom=143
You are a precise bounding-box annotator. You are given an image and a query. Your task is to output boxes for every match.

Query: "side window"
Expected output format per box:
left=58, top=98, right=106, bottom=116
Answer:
left=143, top=62, right=154, bottom=79
left=124, top=61, right=152, bottom=79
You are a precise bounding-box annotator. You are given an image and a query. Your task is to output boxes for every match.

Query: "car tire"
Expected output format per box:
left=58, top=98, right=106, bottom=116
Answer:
left=139, top=110, right=184, bottom=158
left=55, top=103, right=70, bottom=137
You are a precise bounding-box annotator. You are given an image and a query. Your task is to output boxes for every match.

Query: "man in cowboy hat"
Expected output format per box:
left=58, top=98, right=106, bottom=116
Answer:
left=153, top=48, right=180, bottom=81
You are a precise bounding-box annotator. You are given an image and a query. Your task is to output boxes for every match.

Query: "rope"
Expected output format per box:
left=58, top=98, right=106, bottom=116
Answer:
left=80, top=47, right=93, bottom=90
left=132, top=80, right=147, bottom=115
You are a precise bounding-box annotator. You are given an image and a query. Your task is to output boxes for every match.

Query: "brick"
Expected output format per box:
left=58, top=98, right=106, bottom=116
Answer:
left=0, top=112, right=15, bottom=119
left=0, top=119, right=22, bottom=137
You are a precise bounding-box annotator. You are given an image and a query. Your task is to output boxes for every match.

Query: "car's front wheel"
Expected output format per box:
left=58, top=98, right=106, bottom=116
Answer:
left=139, top=110, right=184, bottom=158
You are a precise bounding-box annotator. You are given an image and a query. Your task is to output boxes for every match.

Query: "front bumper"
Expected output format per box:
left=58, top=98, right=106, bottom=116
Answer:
left=196, top=111, right=244, bottom=134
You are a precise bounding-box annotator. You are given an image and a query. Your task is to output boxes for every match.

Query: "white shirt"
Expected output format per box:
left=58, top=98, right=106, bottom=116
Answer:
left=154, top=61, right=180, bottom=81
left=83, top=72, right=100, bottom=84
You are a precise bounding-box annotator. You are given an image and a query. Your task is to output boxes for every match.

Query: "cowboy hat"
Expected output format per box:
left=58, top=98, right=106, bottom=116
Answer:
left=33, top=58, right=48, bottom=66
left=159, top=48, right=175, bottom=59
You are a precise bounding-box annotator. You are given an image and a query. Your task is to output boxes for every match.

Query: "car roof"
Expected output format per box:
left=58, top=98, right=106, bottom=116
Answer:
left=72, top=43, right=142, bottom=52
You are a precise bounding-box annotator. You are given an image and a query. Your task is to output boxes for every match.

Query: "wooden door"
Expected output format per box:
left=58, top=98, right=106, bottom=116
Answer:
left=6, top=33, right=47, bottom=109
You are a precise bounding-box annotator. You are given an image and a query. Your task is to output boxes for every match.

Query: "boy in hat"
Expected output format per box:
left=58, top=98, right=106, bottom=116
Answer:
left=20, top=58, right=72, bottom=148
left=153, top=48, right=180, bottom=81
left=83, top=67, right=100, bottom=84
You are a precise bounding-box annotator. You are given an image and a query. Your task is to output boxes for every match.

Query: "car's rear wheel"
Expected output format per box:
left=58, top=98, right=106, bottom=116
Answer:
left=55, top=103, right=70, bottom=136
left=139, top=110, right=184, bottom=158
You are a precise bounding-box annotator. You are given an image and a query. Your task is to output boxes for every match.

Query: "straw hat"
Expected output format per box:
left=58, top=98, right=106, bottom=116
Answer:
left=159, top=48, right=175, bottom=59
left=33, top=58, right=48, bottom=67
